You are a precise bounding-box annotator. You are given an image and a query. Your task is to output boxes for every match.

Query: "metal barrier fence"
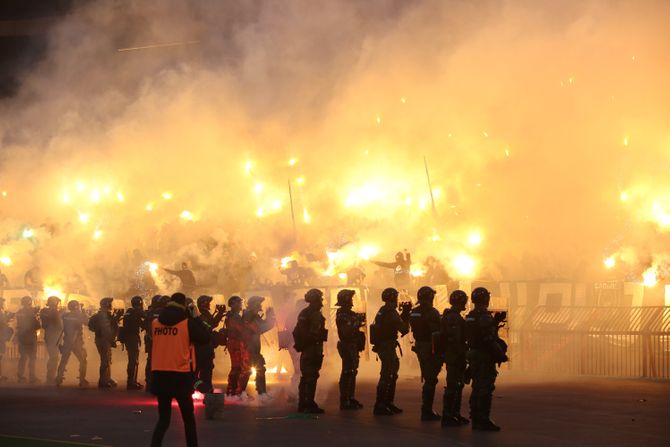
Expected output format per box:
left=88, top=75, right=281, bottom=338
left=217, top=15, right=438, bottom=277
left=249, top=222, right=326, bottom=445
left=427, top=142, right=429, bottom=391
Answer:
left=510, top=306, right=670, bottom=379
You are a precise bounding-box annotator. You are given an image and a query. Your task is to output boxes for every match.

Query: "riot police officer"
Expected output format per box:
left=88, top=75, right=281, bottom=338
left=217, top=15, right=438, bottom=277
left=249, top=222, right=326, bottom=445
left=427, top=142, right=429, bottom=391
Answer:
left=240, top=296, right=276, bottom=401
left=293, top=288, right=327, bottom=414
left=88, top=297, right=122, bottom=388
left=122, top=296, right=145, bottom=390
left=0, top=297, right=14, bottom=381
left=194, top=295, right=225, bottom=394
left=16, top=295, right=40, bottom=384
left=56, top=300, right=88, bottom=387
left=466, top=287, right=508, bottom=431
left=335, top=289, right=365, bottom=410
left=371, top=287, right=410, bottom=416
left=225, top=295, right=249, bottom=398
left=409, top=286, right=442, bottom=421
left=40, top=296, right=63, bottom=384
left=441, top=290, right=469, bottom=426
left=144, top=295, right=167, bottom=391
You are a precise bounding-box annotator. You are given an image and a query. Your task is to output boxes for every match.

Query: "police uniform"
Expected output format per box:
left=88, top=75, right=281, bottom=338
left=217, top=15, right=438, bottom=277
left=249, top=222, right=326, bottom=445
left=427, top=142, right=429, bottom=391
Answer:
left=465, top=307, right=505, bottom=430
left=40, top=306, right=63, bottom=383
left=16, top=305, right=40, bottom=383
left=409, top=303, right=443, bottom=419
left=0, top=303, right=12, bottom=380
left=225, top=310, right=249, bottom=396
left=295, top=305, right=326, bottom=412
left=194, top=308, right=223, bottom=393
left=123, top=307, right=145, bottom=389
left=442, top=307, right=468, bottom=424
left=336, top=307, right=363, bottom=409
left=240, top=309, right=275, bottom=395
left=372, top=303, right=409, bottom=414
left=88, top=309, right=119, bottom=387
left=56, top=308, right=88, bottom=385
left=150, top=299, right=210, bottom=447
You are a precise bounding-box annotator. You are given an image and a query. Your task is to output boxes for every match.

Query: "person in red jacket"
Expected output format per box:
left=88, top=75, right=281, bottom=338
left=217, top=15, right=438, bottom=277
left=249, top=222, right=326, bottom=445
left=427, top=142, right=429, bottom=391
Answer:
left=150, top=293, right=211, bottom=447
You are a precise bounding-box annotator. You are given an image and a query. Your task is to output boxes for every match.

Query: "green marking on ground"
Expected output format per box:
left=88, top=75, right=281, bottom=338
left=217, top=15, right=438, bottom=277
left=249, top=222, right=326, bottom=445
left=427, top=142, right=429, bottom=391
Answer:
left=0, top=435, right=112, bottom=447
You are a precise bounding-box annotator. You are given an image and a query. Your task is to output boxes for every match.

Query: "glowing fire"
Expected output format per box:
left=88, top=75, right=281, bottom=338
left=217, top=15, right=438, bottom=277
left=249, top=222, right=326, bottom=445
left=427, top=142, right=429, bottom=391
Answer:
left=0, top=256, right=12, bottom=266
left=452, top=254, right=477, bottom=278
left=642, top=267, right=657, bottom=288
left=603, top=256, right=616, bottom=269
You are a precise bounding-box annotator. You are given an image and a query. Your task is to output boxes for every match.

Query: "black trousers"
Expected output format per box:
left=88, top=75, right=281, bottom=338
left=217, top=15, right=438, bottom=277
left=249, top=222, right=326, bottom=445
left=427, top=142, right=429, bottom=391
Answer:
left=126, top=341, right=140, bottom=384
left=151, top=393, right=198, bottom=447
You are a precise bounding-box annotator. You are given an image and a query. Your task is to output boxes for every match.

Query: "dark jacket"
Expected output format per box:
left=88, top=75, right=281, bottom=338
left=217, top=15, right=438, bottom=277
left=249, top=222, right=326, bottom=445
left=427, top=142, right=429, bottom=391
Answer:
left=122, top=307, right=145, bottom=344
left=150, top=304, right=211, bottom=396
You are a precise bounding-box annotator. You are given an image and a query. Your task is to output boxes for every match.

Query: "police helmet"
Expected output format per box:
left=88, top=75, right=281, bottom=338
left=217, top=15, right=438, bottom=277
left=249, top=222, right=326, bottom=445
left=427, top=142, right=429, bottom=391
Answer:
left=21, top=295, right=32, bottom=306
left=171, top=292, right=186, bottom=305
left=304, top=288, right=323, bottom=304
left=100, top=297, right=114, bottom=309
left=417, top=286, right=436, bottom=303
left=67, top=300, right=80, bottom=311
left=150, top=295, right=162, bottom=306
left=159, top=295, right=170, bottom=306
left=46, top=296, right=61, bottom=306
left=228, top=295, right=242, bottom=307
left=131, top=295, right=144, bottom=308
left=248, top=295, right=265, bottom=308
left=449, top=290, right=468, bottom=306
left=381, top=287, right=399, bottom=303
left=335, top=289, right=355, bottom=307
left=197, top=295, right=213, bottom=307
left=471, top=287, right=491, bottom=305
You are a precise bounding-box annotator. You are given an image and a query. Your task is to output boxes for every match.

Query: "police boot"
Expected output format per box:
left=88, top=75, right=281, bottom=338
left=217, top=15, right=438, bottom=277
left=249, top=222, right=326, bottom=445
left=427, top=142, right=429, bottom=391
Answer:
left=441, top=389, right=460, bottom=427
left=304, top=380, right=325, bottom=414
left=472, top=394, right=500, bottom=432
left=387, top=379, right=403, bottom=414
left=127, top=382, right=143, bottom=390
left=454, top=388, right=470, bottom=425
left=339, top=374, right=350, bottom=409
left=297, top=380, right=307, bottom=413
left=348, top=372, right=363, bottom=409
left=421, top=387, right=440, bottom=421
left=373, top=380, right=393, bottom=416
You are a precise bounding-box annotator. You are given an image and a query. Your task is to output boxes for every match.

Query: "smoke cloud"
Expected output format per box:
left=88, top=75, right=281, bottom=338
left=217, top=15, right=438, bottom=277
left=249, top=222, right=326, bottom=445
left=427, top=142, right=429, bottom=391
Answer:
left=1, top=0, right=669, bottom=298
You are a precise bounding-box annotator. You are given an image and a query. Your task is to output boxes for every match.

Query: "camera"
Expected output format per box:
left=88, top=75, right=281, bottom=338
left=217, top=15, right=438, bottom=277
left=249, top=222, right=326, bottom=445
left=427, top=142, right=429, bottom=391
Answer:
left=354, top=312, right=366, bottom=326
left=215, top=304, right=227, bottom=314
left=398, top=301, right=412, bottom=314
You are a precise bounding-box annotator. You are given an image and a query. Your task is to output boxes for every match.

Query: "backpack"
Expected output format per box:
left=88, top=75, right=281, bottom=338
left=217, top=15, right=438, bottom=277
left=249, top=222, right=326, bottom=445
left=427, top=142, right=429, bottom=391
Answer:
left=87, top=313, right=99, bottom=334
left=292, top=317, right=310, bottom=352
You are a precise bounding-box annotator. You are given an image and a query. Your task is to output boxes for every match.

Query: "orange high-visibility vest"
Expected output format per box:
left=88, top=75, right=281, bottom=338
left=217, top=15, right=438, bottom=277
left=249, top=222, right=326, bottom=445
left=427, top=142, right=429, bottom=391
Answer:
left=151, top=319, right=196, bottom=372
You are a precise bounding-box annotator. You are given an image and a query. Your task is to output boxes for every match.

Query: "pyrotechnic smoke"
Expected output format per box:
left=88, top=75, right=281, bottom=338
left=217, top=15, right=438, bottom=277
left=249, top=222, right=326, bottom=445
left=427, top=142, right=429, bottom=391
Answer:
left=1, top=0, right=669, bottom=298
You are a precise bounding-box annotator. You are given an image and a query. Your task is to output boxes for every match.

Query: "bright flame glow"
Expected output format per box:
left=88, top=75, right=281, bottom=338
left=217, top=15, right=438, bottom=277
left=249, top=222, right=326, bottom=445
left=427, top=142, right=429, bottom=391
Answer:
left=288, top=158, right=298, bottom=166
left=62, top=191, right=71, bottom=203
left=78, top=212, right=90, bottom=224
left=180, top=210, right=194, bottom=221
left=43, top=285, right=64, bottom=299
left=467, top=231, right=483, bottom=247
left=295, top=176, right=305, bottom=185
left=642, top=267, right=657, bottom=287
left=0, top=256, right=12, bottom=266
left=90, top=189, right=101, bottom=203
left=619, top=191, right=629, bottom=202
left=244, top=160, right=253, bottom=174
left=22, top=228, right=34, bottom=238
left=147, top=262, right=158, bottom=273
left=145, top=202, right=154, bottom=211
left=162, top=191, right=173, bottom=200
left=280, top=256, right=294, bottom=269
left=116, top=191, right=125, bottom=202
left=254, top=183, right=264, bottom=194
left=357, top=245, right=379, bottom=261
left=410, top=264, right=426, bottom=277
left=303, top=207, right=311, bottom=224
left=452, top=254, right=477, bottom=278
left=93, top=228, right=103, bottom=240
left=603, top=256, right=616, bottom=269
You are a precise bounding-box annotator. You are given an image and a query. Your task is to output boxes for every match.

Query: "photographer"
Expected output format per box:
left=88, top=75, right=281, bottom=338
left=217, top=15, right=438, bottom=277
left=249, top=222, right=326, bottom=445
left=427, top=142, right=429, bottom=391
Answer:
left=15, top=295, right=40, bottom=384
left=193, top=295, right=225, bottom=394
left=150, top=292, right=210, bottom=447
left=370, top=288, right=410, bottom=416
left=334, top=289, right=365, bottom=410
left=88, top=297, right=123, bottom=388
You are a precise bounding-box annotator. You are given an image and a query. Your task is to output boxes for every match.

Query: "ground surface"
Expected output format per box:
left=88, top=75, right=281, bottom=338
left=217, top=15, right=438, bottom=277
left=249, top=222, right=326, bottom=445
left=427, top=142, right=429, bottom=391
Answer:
left=0, top=374, right=668, bottom=447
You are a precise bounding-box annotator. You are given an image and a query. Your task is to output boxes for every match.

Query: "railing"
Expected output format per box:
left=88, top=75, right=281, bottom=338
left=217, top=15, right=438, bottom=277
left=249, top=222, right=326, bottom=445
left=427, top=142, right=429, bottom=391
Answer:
left=510, top=306, right=670, bottom=379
